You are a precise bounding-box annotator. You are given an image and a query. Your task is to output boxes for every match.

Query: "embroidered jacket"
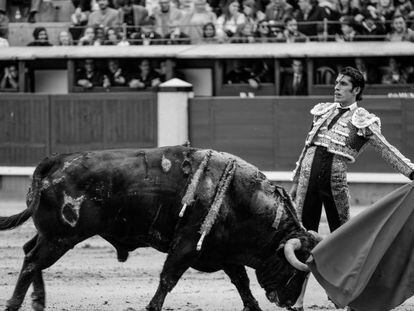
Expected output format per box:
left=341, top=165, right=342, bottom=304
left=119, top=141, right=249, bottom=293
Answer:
left=292, top=102, right=414, bottom=182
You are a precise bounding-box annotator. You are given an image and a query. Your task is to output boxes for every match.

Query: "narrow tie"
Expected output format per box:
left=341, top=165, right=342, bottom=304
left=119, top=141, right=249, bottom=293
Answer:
left=327, top=107, right=349, bottom=130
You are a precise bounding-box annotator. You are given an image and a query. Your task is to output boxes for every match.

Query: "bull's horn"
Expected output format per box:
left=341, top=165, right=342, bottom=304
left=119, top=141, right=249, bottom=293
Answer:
left=307, top=230, right=323, bottom=242
left=284, top=238, right=310, bottom=272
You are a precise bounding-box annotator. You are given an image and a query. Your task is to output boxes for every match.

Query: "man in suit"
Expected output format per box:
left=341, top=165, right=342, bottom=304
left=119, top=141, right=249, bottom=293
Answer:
left=281, top=59, right=308, bottom=95
left=118, top=0, right=148, bottom=39
left=288, top=66, right=414, bottom=311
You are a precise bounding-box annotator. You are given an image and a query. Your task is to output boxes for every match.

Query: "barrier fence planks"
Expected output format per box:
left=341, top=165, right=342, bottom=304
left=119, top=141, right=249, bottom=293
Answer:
left=0, top=93, right=157, bottom=165
left=189, top=96, right=414, bottom=173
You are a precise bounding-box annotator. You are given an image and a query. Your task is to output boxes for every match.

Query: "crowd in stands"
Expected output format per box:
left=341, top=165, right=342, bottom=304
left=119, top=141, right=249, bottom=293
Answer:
left=0, top=0, right=413, bottom=45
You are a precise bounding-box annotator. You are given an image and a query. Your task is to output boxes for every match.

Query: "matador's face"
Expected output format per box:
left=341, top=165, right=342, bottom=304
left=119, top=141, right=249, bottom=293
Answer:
left=334, top=74, right=358, bottom=107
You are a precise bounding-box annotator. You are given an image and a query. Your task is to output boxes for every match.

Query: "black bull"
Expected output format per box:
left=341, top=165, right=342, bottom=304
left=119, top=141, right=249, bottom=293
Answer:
left=0, top=146, right=320, bottom=311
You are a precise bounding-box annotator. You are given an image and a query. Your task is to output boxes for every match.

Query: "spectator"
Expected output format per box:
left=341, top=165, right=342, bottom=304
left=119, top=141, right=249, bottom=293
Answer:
left=163, top=22, right=191, bottom=44
left=332, top=0, right=361, bottom=17
left=394, top=0, right=412, bottom=18
left=57, top=30, right=74, bottom=45
left=104, top=27, right=120, bottom=44
left=181, top=0, right=216, bottom=44
left=117, top=0, right=148, bottom=39
left=72, top=0, right=92, bottom=15
left=70, top=6, right=89, bottom=41
left=376, top=0, right=395, bottom=32
left=295, top=0, right=328, bottom=37
left=335, top=15, right=362, bottom=41
left=128, top=59, right=161, bottom=89
left=224, top=59, right=259, bottom=89
left=283, top=16, right=308, bottom=41
left=381, top=57, right=407, bottom=84
left=88, top=0, right=120, bottom=28
left=0, top=10, right=8, bottom=39
left=132, top=16, right=163, bottom=44
left=103, top=59, right=127, bottom=88
left=202, top=22, right=220, bottom=42
left=77, top=26, right=97, bottom=45
left=243, top=0, right=265, bottom=32
left=232, top=22, right=256, bottom=42
left=176, top=0, right=195, bottom=14
left=354, top=57, right=381, bottom=83
left=385, top=14, right=414, bottom=41
left=27, top=27, right=52, bottom=46
left=216, top=0, right=246, bottom=40
left=0, top=65, right=18, bottom=90
left=254, top=19, right=272, bottom=41
left=281, top=59, right=307, bottom=95
left=359, top=15, right=386, bottom=40
left=265, top=0, right=293, bottom=22
left=157, top=59, right=186, bottom=81
left=94, top=26, right=106, bottom=45
left=153, top=0, right=184, bottom=37
left=268, top=19, right=286, bottom=40
left=76, top=59, right=104, bottom=89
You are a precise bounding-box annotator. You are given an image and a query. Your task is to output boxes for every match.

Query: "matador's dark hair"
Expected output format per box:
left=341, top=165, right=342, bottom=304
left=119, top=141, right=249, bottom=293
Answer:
left=339, top=66, right=365, bottom=101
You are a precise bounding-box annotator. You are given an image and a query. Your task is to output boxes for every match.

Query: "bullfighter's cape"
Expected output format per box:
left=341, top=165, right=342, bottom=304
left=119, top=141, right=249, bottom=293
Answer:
left=308, top=181, right=414, bottom=311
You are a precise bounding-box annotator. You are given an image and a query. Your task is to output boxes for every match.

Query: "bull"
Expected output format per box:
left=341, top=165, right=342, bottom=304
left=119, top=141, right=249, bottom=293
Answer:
left=0, top=145, right=321, bottom=311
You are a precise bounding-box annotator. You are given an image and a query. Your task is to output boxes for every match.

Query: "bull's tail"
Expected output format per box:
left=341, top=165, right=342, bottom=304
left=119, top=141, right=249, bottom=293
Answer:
left=0, top=156, right=56, bottom=230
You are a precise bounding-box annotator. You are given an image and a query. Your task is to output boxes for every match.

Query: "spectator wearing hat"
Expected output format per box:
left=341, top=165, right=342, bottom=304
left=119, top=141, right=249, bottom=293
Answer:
left=118, top=0, right=148, bottom=39
left=335, top=15, right=362, bottom=41
left=27, top=27, right=52, bottom=46
left=294, top=0, right=328, bottom=37
left=283, top=16, right=308, bottom=41
left=265, top=0, right=293, bottom=23
left=181, top=0, right=216, bottom=44
left=88, top=0, right=120, bottom=28
left=153, top=0, right=184, bottom=37
left=132, top=16, right=163, bottom=44
left=385, top=14, right=414, bottom=41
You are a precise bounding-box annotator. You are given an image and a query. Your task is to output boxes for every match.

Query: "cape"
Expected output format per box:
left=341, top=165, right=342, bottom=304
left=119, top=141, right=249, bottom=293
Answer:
left=308, top=181, right=414, bottom=311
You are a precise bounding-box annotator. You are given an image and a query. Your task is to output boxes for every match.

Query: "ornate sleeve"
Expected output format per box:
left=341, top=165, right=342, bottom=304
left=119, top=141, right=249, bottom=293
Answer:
left=367, top=123, right=414, bottom=179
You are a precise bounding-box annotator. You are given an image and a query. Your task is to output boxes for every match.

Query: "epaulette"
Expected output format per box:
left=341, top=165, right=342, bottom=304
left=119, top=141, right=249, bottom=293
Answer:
left=310, top=102, right=338, bottom=116
left=351, top=107, right=381, bottom=129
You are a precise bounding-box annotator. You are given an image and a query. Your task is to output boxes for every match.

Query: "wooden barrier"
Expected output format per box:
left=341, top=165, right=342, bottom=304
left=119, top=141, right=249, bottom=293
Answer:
left=0, top=93, right=157, bottom=165
left=189, top=96, right=414, bottom=173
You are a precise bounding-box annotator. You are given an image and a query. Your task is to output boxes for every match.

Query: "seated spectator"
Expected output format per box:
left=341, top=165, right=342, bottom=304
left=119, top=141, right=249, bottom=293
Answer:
left=232, top=22, right=256, bottom=43
left=354, top=57, right=381, bottom=83
left=283, top=17, right=308, bottom=42
left=243, top=0, right=265, bottom=33
left=281, top=59, right=307, bottom=95
left=225, top=59, right=259, bottom=89
left=153, top=0, right=184, bottom=37
left=163, top=22, right=191, bottom=44
left=254, top=19, right=271, bottom=42
left=103, top=59, right=127, bottom=88
left=88, top=0, right=120, bottom=28
left=0, top=26, right=9, bottom=47
left=265, top=0, right=293, bottom=23
left=27, top=27, right=52, bottom=46
left=77, top=26, right=97, bottom=45
left=335, top=16, right=362, bottom=41
left=201, top=22, right=220, bottom=43
left=376, top=0, right=395, bottom=29
left=0, top=10, right=8, bottom=40
left=181, top=0, right=216, bottom=44
left=268, top=20, right=286, bottom=41
left=216, top=0, right=246, bottom=41
left=0, top=65, right=18, bottom=90
left=94, top=26, right=106, bottom=45
left=394, top=0, right=412, bottom=18
left=251, top=60, right=272, bottom=83
left=104, top=27, right=120, bottom=44
left=57, top=30, right=74, bottom=45
left=129, top=59, right=161, bottom=89
left=385, top=15, right=414, bottom=42
left=70, top=7, right=89, bottom=41
left=157, top=59, right=186, bottom=81
left=117, top=0, right=148, bottom=39
left=381, top=57, right=407, bottom=84
left=359, top=15, right=386, bottom=40
left=76, top=59, right=104, bottom=89
left=295, top=0, right=328, bottom=37
left=132, top=16, right=163, bottom=45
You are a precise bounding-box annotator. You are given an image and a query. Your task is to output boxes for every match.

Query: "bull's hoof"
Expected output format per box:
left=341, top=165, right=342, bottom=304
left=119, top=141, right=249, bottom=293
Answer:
left=117, top=249, right=129, bottom=262
left=31, top=301, right=45, bottom=311
left=145, top=305, right=160, bottom=311
left=242, top=305, right=262, bottom=311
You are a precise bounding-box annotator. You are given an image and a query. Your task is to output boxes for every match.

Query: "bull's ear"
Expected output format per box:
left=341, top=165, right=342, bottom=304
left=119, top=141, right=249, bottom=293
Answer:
left=277, top=243, right=285, bottom=252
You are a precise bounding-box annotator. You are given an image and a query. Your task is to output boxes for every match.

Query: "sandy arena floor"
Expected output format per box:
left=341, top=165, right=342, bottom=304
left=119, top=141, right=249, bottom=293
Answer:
left=0, top=201, right=413, bottom=311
